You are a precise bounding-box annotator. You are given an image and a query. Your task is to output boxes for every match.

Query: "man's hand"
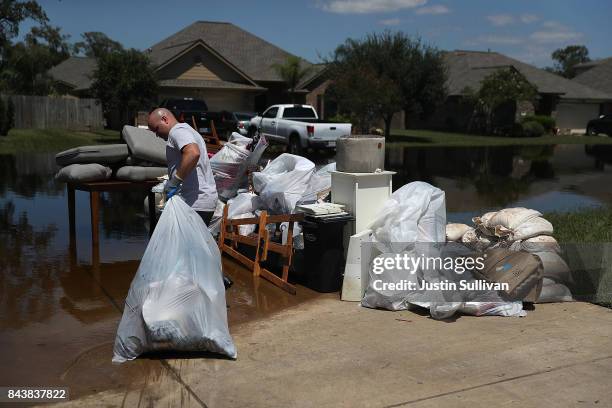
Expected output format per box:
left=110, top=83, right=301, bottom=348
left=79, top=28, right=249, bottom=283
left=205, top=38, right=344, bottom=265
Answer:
left=164, top=174, right=183, bottom=199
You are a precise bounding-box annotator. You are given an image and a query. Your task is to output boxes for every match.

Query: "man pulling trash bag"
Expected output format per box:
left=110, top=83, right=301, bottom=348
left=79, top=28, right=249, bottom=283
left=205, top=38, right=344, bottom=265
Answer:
left=147, top=108, right=232, bottom=289
left=112, top=196, right=237, bottom=362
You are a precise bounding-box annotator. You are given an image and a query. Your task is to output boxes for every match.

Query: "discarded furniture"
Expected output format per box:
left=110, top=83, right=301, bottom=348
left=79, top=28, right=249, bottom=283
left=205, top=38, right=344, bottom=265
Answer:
left=191, top=115, right=223, bottom=154
left=218, top=205, right=304, bottom=294
left=66, top=180, right=158, bottom=257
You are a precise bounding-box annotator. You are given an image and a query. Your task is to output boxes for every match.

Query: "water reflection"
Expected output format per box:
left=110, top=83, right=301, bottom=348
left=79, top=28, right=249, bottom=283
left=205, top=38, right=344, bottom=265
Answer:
left=0, top=200, right=60, bottom=329
left=385, top=144, right=612, bottom=221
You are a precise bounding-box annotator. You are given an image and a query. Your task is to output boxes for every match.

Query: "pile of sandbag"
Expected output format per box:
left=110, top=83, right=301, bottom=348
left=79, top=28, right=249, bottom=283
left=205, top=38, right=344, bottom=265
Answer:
left=55, top=126, right=167, bottom=183
left=446, top=207, right=573, bottom=303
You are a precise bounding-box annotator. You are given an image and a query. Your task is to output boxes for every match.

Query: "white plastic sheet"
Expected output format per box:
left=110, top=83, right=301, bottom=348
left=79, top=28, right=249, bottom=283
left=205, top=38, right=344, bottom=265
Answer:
left=252, top=153, right=315, bottom=214
left=113, top=196, right=236, bottom=362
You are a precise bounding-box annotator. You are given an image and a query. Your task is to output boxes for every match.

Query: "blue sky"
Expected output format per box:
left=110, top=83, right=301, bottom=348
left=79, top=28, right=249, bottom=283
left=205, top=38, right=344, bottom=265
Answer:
left=35, top=0, right=612, bottom=67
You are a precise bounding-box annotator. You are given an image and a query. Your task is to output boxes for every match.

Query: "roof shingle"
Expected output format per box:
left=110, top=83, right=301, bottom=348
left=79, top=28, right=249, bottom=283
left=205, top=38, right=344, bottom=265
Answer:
left=48, top=57, right=96, bottom=91
left=147, top=21, right=311, bottom=82
left=573, top=58, right=612, bottom=96
left=445, top=50, right=612, bottom=101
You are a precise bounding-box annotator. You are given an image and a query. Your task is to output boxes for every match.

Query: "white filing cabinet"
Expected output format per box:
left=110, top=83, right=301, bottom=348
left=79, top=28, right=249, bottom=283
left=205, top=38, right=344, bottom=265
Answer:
left=331, top=171, right=395, bottom=236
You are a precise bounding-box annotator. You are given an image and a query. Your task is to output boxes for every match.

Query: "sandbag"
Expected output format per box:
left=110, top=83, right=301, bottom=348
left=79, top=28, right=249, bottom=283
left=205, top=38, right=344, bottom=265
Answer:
left=116, top=166, right=167, bottom=181
left=113, top=196, right=236, bottom=362
left=511, top=216, right=554, bottom=240
left=446, top=223, right=472, bottom=242
left=55, top=163, right=112, bottom=183
left=487, top=208, right=542, bottom=230
left=537, top=280, right=573, bottom=303
left=252, top=153, right=315, bottom=214
left=56, top=144, right=129, bottom=166
left=461, top=228, right=491, bottom=251
left=122, top=125, right=167, bottom=165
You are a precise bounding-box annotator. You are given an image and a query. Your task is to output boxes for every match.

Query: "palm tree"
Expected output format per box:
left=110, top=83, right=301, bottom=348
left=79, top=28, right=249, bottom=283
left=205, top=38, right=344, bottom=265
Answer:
left=273, top=56, right=312, bottom=103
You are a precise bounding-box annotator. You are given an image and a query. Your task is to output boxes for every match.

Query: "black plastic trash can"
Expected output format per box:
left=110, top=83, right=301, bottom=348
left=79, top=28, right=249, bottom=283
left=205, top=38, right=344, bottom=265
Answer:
left=301, top=214, right=353, bottom=293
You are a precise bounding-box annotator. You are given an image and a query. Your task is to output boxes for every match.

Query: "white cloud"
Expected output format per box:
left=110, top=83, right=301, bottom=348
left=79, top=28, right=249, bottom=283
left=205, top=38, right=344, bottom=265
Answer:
left=530, top=21, right=583, bottom=43
left=415, top=5, right=450, bottom=15
left=486, top=14, right=514, bottom=26
left=320, top=0, right=427, bottom=14
left=520, top=14, right=539, bottom=24
left=469, top=35, right=523, bottom=45
left=379, top=17, right=401, bottom=25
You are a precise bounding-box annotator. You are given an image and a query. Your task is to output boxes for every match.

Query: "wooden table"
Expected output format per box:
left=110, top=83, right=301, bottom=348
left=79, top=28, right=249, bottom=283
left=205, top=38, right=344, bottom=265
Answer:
left=67, top=180, right=160, bottom=251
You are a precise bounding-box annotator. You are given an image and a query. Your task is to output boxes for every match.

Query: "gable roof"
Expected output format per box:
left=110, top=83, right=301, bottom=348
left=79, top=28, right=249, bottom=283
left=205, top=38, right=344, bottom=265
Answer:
left=573, top=57, right=612, bottom=96
left=147, top=21, right=311, bottom=82
left=445, top=50, right=612, bottom=101
left=48, top=57, right=96, bottom=91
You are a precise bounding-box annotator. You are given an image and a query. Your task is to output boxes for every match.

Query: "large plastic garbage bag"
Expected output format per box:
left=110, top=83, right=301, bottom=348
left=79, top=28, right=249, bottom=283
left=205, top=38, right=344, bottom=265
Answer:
left=210, top=133, right=268, bottom=201
left=252, top=153, right=315, bottom=214
left=300, top=162, right=336, bottom=203
left=368, top=181, right=446, bottom=252
left=113, top=196, right=236, bottom=362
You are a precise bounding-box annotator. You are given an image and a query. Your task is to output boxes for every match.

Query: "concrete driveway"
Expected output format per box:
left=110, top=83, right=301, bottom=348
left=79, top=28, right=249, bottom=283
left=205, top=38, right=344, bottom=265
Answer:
left=48, top=296, right=612, bottom=408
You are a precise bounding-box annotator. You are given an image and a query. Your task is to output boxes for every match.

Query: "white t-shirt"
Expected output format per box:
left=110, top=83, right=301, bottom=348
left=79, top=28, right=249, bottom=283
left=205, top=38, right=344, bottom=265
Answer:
left=166, top=123, right=218, bottom=211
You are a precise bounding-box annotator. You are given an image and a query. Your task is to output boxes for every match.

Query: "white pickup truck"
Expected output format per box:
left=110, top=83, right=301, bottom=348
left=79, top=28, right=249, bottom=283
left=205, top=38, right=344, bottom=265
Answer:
left=248, top=104, right=352, bottom=154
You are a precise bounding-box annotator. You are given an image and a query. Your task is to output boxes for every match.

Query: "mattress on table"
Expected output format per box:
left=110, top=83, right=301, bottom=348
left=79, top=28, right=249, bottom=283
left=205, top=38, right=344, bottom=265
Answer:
left=115, top=166, right=167, bottom=182
left=122, top=125, right=167, bottom=165
left=55, top=144, right=129, bottom=166
left=55, top=163, right=112, bottom=183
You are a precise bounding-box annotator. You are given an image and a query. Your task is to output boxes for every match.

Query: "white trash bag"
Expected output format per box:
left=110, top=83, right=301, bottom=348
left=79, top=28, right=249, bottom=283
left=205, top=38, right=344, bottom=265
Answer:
left=252, top=153, right=315, bottom=213
left=113, top=196, right=237, bottom=362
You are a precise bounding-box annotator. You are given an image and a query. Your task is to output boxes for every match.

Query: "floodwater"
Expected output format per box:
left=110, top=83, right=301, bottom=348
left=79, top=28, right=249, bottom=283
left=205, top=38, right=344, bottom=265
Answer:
left=0, top=152, right=318, bottom=400
left=1, top=143, right=612, bottom=400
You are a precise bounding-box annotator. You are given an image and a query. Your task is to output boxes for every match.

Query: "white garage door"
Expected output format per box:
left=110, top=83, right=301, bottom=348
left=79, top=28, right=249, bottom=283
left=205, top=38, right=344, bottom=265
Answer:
left=556, top=102, right=600, bottom=130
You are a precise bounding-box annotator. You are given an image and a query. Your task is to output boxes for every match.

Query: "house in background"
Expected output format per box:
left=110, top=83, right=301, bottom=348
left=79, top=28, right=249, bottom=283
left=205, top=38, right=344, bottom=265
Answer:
left=573, top=57, right=612, bottom=116
left=49, top=21, right=314, bottom=117
left=413, top=50, right=612, bottom=133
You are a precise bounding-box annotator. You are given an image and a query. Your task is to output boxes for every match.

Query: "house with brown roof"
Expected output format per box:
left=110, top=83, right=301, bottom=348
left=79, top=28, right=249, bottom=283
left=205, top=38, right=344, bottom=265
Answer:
left=49, top=21, right=314, bottom=114
left=418, top=50, right=612, bottom=133
left=573, top=57, right=612, bottom=116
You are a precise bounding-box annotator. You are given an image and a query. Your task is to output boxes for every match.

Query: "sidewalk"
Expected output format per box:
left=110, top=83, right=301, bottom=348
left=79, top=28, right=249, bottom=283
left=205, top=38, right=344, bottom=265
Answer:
left=49, top=298, right=612, bottom=407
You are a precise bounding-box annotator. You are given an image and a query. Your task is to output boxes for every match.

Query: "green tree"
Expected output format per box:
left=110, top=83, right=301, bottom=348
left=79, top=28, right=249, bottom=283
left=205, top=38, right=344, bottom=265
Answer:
left=72, top=31, right=123, bottom=58
left=326, top=31, right=446, bottom=137
left=272, top=56, right=312, bottom=103
left=550, top=45, right=590, bottom=78
left=91, top=49, right=158, bottom=127
left=0, top=0, right=47, bottom=46
left=466, top=68, right=537, bottom=134
left=1, top=24, right=70, bottom=94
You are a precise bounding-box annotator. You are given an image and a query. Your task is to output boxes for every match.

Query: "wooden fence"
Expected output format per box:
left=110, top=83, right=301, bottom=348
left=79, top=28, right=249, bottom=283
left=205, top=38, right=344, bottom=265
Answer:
left=1, top=94, right=104, bottom=130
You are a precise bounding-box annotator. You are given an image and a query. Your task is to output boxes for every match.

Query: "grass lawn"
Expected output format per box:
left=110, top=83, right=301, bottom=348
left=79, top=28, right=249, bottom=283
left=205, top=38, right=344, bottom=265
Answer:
left=545, top=206, right=612, bottom=243
left=389, top=129, right=612, bottom=147
left=0, top=128, right=120, bottom=155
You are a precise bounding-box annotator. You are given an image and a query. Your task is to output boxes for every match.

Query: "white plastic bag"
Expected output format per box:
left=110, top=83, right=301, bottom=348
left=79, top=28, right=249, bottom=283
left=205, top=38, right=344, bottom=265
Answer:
left=300, top=162, right=336, bottom=203
left=252, top=153, right=315, bottom=214
left=113, top=196, right=236, bottom=362
left=368, top=181, right=446, bottom=251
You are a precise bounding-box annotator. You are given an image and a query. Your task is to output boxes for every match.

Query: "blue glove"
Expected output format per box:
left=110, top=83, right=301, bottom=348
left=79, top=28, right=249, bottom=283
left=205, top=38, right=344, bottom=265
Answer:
left=164, top=174, right=183, bottom=200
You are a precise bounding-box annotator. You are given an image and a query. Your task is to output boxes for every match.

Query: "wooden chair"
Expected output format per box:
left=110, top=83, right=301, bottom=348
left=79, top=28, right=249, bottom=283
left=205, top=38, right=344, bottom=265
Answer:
left=191, top=115, right=223, bottom=154
left=218, top=205, right=304, bottom=294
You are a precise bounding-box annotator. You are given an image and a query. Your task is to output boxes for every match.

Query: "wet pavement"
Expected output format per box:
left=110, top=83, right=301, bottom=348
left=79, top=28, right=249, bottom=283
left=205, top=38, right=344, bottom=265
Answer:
left=1, top=143, right=612, bottom=402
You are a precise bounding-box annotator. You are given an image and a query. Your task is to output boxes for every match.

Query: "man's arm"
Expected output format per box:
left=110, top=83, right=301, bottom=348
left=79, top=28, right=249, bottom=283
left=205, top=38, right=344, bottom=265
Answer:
left=175, top=143, right=200, bottom=179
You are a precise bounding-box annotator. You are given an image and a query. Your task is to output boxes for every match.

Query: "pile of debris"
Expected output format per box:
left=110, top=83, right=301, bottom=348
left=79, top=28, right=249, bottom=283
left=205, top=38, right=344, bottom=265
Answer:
left=54, top=126, right=167, bottom=183
left=360, top=182, right=574, bottom=320
left=209, top=152, right=336, bottom=245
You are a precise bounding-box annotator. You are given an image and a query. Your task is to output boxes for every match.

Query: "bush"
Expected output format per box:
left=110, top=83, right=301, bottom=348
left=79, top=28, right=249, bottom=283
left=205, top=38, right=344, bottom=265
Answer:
left=521, top=120, right=545, bottom=137
left=0, top=98, right=15, bottom=136
left=522, top=115, right=556, bottom=133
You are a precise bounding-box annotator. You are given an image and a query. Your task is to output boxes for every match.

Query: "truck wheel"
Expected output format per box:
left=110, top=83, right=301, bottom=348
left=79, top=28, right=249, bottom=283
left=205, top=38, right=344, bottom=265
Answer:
left=587, top=126, right=597, bottom=136
left=288, top=135, right=302, bottom=155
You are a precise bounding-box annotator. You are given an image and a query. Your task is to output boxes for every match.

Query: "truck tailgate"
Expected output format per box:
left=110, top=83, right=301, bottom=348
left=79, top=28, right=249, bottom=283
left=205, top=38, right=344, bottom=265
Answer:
left=310, top=123, right=352, bottom=145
